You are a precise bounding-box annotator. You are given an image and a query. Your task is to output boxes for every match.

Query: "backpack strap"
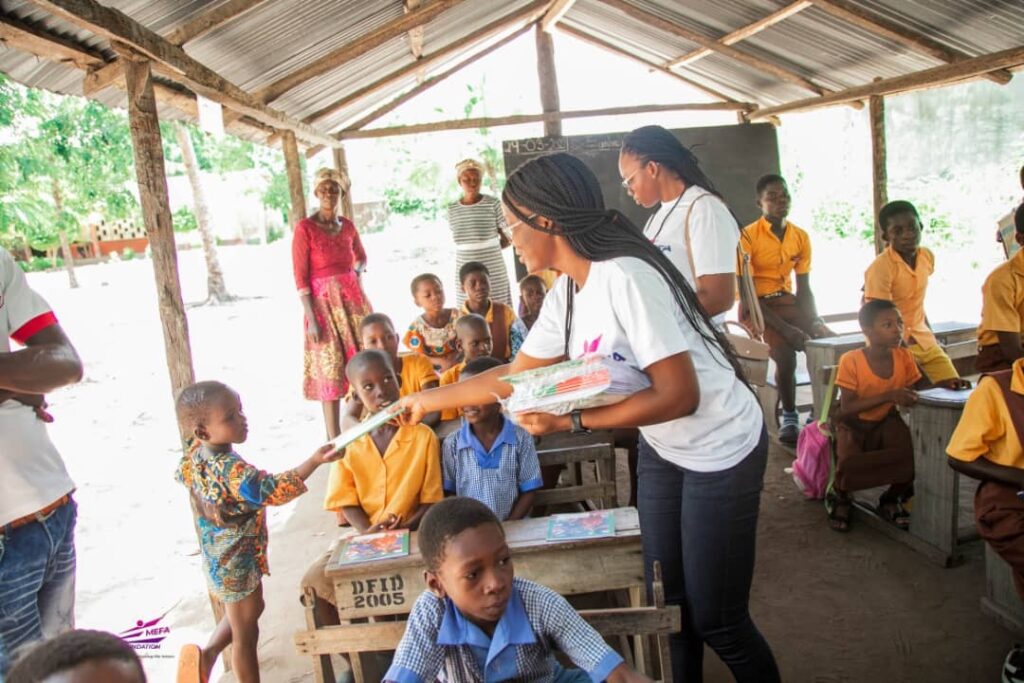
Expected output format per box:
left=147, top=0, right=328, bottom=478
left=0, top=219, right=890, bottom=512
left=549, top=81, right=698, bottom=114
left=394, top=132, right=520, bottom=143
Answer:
left=680, top=192, right=711, bottom=283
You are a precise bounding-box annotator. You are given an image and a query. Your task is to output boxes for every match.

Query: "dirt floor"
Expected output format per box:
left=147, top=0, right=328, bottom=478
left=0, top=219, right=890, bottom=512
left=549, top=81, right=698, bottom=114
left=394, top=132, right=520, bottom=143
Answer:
left=23, top=230, right=1017, bottom=683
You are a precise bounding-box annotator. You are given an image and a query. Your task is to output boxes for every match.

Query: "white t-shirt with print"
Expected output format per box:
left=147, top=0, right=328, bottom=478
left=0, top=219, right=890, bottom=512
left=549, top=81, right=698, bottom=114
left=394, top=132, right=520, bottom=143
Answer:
left=519, top=257, right=762, bottom=472
left=0, top=251, right=75, bottom=526
left=642, top=186, right=739, bottom=326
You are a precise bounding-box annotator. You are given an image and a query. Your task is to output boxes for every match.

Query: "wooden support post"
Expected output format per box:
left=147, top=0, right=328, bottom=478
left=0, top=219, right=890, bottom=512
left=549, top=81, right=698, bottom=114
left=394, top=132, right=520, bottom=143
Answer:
left=535, top=24, right=561, bottom=138
left=283, top=130, right=306, bottom=228
left=869, top=88, right=887, bottom=255
left=122, top=55, right=195, bottom=399
left=333, top=145, right=355, bottom=220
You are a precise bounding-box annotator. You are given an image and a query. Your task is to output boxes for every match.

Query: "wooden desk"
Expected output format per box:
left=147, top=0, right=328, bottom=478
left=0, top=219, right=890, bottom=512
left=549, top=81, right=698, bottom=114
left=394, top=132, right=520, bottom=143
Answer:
left=981, top=545, right=1024, bottom=635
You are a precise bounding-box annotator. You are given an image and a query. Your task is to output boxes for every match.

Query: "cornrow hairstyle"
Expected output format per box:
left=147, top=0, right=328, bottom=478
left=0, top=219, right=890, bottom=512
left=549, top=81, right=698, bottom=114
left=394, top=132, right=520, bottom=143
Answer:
left=359, top=312, right=395, bottom=332
left=410, top=272, right=442, bottom=296
left=462, top=355, right=504, bottom=378
left=8, top=629, right=146, bottom=683
left=175, top=380, right=231, bottom=433
left=878, top=200, right=921, bottom=231
left=621, top=125, right=723, bottom=199
left=459, top=260, right=490, bottom=284
left=858, top=299, right=898, bottom=330
left=419, top=497, right=504, bottom=572
left=755, top=174, right=787, bottom=196
left=502, top=152, right=751, bottom=390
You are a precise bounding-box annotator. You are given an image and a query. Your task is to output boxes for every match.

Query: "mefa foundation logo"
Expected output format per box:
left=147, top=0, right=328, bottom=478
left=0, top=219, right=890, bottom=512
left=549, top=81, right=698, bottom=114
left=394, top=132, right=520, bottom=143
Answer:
left=119, top=613, right=171, bottom=653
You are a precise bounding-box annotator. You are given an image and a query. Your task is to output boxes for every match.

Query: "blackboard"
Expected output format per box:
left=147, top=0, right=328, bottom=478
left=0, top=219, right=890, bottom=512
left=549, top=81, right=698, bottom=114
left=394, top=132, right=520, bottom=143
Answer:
left=501, top=123, right=780, bottom=232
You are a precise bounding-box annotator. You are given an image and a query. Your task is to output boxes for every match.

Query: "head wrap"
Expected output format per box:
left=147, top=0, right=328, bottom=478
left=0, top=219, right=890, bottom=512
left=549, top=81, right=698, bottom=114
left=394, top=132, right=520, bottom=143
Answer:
left=455, top=158, right=484, bottom=178
left=314, top=167, right=348, bottom=191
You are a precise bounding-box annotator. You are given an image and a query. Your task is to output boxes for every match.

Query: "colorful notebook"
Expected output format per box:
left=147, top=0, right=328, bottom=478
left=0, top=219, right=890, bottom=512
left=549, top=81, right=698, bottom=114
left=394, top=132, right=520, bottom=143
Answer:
left=337, top=529, right=410, bottom=564
left=545, top=511, right=616, bottom=542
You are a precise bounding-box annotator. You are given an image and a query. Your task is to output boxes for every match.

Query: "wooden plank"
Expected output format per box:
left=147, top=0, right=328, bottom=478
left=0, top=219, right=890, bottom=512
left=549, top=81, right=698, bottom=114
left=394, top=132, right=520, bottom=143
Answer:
left=666, top=1, right=812, bottom=68
left=122, top=56, right=195, bottom=399
left=166, top=0, right=268, bottom=45
left=538, top=447, right=614, bottom=468
left=338, top=101, right=752, bottom=139
left=0, top=13, right=102, bottom=68
left=870, top=89, right=887, bottom=255
left=28, top=0, right=340, bottom=148
left=254, top=0, right=466, bottom=103
left=750, top=44, right=1024, bottom=119
left=282, top=130, right=306, bottom=228
left=306, top=0, right=549, bottom=126
left=808, top=0, right=1013, bottom=85
left=403, top=0, right=424, bottom=59
left=534, top=24, right=562, bottom=137
left=332, top=145, right=354, bottom=220
left=533, top=482, right=617, bottom=506
left=540, top=0, right=579, bottom=32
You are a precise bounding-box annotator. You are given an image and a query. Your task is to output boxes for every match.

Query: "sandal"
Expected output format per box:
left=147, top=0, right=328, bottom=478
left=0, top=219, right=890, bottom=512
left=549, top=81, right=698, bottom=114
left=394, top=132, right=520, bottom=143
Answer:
left=877, top=495, right=910, bottom=530
left=176, top=644, right=208, bottom=683
left=826, top=490, right=851, bottom=533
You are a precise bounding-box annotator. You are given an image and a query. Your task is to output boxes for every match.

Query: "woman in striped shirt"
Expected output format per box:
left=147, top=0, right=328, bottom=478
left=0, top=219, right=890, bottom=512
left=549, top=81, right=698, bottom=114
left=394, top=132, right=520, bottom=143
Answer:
left=448, top=158, right=512, bottom=307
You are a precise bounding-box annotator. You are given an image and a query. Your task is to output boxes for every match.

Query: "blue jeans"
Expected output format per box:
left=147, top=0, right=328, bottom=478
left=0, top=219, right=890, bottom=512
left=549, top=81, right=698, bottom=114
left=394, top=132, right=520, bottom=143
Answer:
left=638, top=427, right=779, bottom=682
left=0, top=498, right=77, bottom=680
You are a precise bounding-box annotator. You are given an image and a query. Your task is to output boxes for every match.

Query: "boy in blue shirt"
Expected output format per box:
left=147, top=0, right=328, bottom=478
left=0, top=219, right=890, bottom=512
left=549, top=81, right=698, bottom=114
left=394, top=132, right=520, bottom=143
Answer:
left=442, top=357, right=542, bottom=520
left=384, top=497, right=651, bottom=683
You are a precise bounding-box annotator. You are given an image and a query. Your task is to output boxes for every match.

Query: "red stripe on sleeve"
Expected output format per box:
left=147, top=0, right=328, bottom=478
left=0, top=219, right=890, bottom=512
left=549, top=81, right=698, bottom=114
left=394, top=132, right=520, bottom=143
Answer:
left=11, top=311, right=58, bottom=344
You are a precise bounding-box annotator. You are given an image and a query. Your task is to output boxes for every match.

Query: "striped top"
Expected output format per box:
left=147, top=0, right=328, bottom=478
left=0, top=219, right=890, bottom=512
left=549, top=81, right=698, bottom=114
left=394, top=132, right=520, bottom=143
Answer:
left=447, top=194, right=506, bottom=246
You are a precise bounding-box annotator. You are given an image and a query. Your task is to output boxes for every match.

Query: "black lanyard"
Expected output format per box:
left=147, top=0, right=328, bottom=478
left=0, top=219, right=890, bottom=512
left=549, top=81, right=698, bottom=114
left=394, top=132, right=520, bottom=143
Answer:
left=646, top=192, right=686, bottom=243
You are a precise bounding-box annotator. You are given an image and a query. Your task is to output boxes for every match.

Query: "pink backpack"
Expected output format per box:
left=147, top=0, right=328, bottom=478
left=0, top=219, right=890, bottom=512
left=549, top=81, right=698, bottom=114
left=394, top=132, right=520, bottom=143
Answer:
left=791, top=367, right=838, bottom=500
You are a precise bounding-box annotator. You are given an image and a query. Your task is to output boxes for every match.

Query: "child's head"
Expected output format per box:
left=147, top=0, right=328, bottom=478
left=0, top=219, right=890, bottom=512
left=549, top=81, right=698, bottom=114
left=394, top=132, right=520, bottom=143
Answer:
left=420, top=497, right=512, bottom=627
left=454, top=314, right=492, bottom=361
left=8, top=629, right=146, bottom=683
left=859, top=299, right=903, bottom=349
left=459, top=261, right=491, bottom=308
left=411, top=273, right=445, bottom=314
left=459, top=356, right=504, bottom=426
left=879, top=200, right=922, bottom=255
left=518, top=275, right=547, bottom=316
left=346, top=349, right=400, bottom=412
left=755, top=174, right=790, bottom=222
left=175, top=381, right=247, bottom=447
left=360, top=313, right=399, bottom=361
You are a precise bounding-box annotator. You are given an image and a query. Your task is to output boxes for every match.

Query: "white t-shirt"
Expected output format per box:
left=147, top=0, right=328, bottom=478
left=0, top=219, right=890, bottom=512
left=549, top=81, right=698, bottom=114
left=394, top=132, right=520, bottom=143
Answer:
left=520, top=257, right=762, bottom=472
left=0, top=251, right=75, bottom=526
left=642, top=186, right=739, bottom=326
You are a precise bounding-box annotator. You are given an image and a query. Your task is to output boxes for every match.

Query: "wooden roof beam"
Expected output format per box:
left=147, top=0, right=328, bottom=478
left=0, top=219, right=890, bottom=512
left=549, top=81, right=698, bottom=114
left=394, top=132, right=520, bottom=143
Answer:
left=24, top=0, right=340, bottom=148
left=540, top=0, right=579, bottom=32
left=749, top=44, right=1024, bottom=119
left=809, top=0, right=1012, bottom=85
left=666, top=1, right=811, bottom=69
left=404, top=0, right=425, bottom=59
left=305, top=0, right=549, bottom=128
left=254, top=0, right=466, bottom=103
left=0, top=12, right=102, bottom=69
left=556, top=23, right=750, bottom=105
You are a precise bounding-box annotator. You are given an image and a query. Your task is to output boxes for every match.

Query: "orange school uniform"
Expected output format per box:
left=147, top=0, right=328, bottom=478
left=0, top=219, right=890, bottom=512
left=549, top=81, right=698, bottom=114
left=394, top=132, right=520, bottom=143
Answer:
left=439, top=361, right=465, bottom=422
left=947, top=362, right=1024, bottom=469
left=978, top=249, right=1024, bottom=348
left=399, top=353, right=439, bottom=395
left=835, top=347, right=922, bottom=421
left=864, top=246, right=937, bottom=349
left=739, top=216, right=812, bottom=297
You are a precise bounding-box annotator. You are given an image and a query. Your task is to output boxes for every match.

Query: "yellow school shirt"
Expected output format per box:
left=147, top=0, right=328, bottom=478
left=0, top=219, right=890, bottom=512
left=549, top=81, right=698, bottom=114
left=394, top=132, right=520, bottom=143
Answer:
left=461, top=300, right=517, bottom=361
left=738, top=216, right=812, bottom=297
left=323, top=424, right=443, bottom=523
left=947, top=359, right=1024, bottom=469
left=399, top=353, right=439, bottom=395
left=439, top=361, right=465, bottom=422
left=978, top=249, right=1024, bottom=347
left=864, top=246, right=937, bottom=350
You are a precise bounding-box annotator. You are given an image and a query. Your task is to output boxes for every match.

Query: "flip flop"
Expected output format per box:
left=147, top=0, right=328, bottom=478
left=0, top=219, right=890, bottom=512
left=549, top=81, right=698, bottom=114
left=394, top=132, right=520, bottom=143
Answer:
left=176, top=644, right=208, bottom=683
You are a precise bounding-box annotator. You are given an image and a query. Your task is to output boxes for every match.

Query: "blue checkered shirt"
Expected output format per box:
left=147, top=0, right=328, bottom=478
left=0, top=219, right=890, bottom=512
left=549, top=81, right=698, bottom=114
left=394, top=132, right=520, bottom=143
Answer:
left=384, top=577, right=623, bottom=683
left=442, top=416, right=542, bottom=521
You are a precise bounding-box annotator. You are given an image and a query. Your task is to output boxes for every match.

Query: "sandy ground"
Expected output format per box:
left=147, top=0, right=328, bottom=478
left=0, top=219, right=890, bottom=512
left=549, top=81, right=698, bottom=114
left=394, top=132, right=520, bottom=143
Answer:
left=22, top=223, right=1015, bottom=682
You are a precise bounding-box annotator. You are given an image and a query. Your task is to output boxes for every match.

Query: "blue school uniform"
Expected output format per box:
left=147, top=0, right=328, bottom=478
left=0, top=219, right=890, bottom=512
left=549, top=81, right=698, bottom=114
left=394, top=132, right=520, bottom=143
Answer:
left=442, top=416, right=543, bottom=521
left=384, top=577, right=622, bottom=682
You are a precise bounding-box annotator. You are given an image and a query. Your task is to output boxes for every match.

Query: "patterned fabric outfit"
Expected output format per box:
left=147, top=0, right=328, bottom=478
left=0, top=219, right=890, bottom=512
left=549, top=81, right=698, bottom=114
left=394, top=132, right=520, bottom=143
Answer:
left=404, top=309, right=459, bottom=358
left=448, top=195, right=512, bottom=308
left=175, top=445, right=306, bottom=603
left=292, top=216, right=372, bottom=401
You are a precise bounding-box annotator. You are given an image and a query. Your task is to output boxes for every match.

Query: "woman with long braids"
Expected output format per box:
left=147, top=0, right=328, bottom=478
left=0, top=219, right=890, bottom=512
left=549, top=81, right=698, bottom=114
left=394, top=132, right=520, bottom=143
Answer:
left=619, top=125, right=738, bottom=323
left=400, top=153, right=779, bottom=681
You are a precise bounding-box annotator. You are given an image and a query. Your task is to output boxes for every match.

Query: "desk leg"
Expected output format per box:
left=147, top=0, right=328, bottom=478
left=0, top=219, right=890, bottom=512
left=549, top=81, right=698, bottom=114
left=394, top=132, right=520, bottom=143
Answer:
left=805, top=346, right=830, bottom=420
left=908, top=407, right=961, bottom=566
left=302, top=587, right=335, bottom=683
left=628, top=585, right=652, bottom=675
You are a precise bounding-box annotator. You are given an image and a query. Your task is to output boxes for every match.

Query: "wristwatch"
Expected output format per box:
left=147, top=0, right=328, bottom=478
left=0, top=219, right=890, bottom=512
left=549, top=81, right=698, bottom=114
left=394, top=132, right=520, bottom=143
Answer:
left=570, top=409, right=590, bottom=434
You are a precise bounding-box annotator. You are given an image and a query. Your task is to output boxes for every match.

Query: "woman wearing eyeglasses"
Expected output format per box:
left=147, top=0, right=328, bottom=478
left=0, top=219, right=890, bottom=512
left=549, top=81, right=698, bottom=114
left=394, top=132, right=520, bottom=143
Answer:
left=618, top=125, right=738, bottom=325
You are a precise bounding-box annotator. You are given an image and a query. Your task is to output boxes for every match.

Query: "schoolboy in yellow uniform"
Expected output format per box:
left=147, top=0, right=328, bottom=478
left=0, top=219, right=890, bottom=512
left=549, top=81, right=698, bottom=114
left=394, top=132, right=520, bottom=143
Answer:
left=977, top=203, right=1024, bottom=372
left=440, top=314, right=494, bottom=422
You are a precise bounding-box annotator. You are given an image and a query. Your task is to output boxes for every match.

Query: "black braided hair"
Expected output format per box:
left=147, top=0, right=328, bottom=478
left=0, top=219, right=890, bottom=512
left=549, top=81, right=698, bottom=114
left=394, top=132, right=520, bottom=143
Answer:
left=502, top=152, right=751, bottom=390
left=621, top=125, right=723, bottom=199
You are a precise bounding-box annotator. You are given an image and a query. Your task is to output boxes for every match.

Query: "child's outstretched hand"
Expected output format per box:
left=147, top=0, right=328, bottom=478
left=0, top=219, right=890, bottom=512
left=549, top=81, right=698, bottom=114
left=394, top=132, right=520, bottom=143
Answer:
left=889, top=388, right=918, bottom=407
left=938, top=377, right=972, bottom=390
left=313, top=443, right=345, bottom=464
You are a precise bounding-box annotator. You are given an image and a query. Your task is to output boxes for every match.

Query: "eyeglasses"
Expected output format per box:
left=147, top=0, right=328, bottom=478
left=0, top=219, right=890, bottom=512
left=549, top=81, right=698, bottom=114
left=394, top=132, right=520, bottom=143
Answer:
left=620, top=166, right=643, bottom=190
left=506, top=213, right=538, bottom=234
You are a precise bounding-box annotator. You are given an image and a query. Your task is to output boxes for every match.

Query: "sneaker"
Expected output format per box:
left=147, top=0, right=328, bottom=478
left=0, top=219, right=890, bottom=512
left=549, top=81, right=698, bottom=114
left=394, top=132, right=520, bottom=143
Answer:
left=778, top=422, right=800, bottom=445
left=1004, top=644, right=1024, bottom=682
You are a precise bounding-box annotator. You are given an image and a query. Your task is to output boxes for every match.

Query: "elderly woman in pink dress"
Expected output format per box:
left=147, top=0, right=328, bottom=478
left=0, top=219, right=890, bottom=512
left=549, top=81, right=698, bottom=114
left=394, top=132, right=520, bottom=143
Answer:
left=292, top=168, right=372, bottom=439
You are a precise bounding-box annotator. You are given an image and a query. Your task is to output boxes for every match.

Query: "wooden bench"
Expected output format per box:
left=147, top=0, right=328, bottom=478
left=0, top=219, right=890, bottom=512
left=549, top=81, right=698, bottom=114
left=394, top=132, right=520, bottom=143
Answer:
left=534, top=430, right=618, bottom=510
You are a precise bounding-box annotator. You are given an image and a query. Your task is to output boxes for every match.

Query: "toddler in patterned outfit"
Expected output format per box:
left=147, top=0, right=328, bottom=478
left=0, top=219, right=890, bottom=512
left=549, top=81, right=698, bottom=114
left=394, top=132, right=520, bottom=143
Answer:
left=173, top=381, right=339, bottom=683
left=384, top=497, right=652, bottom=683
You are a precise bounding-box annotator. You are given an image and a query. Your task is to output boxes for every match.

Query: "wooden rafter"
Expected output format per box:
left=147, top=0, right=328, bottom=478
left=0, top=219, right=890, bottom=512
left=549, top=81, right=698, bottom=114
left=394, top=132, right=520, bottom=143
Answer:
left=24, top=0, right=339, bottom=147
left=556, top=23, right=748, bottom=105
left=254, top=0, right=466, bottom=103
left=0, top=12, right=102, bottom=69
left=338, top=102, right=753, bottom=140
left=749, top=44, right=1024, bottom=119
left=404, top=0, right=425, bottom=59
left=808, top=0, right=1013, bottom=85
left=540, top=0, right=579, bottom=32
left=305, top=0, right=549, bottom=128
left=666, top=1, right=811, bottom=69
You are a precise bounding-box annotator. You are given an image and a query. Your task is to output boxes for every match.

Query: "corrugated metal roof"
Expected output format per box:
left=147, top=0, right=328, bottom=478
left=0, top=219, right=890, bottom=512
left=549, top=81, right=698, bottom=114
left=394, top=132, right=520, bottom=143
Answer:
left=0, top=0, right=1019, bottom=143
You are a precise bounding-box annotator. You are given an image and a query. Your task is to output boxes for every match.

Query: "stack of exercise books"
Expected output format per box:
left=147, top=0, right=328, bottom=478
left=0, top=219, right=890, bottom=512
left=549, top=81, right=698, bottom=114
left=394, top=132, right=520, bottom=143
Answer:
left=337, top=529, right=410, bottom=565
left=501, top=354, right=650, bottom=416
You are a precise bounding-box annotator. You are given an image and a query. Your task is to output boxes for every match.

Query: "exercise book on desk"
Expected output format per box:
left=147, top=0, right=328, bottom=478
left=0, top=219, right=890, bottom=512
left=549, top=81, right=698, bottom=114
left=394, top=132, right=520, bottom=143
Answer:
left=545, top=511, right=616, bottom=542
left=337, top=530, right=410, bottom=565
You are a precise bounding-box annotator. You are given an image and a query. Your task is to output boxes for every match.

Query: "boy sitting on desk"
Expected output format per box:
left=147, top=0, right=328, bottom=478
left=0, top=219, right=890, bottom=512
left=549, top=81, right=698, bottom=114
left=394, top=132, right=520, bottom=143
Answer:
left=384, top=497, right=651, bottom=683
left=301, top=349, right=444, bottom=629
left=442, top=357, right=542, bottom=521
